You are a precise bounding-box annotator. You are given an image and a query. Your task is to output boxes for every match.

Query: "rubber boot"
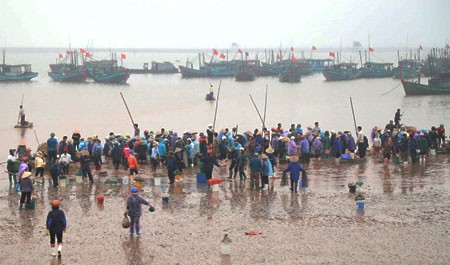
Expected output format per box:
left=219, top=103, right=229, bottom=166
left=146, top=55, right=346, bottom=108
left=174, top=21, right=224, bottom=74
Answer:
left=129, top=226, right=134, bottom=237
left=19, top=203, right=23, bottom=210
left=228, top=170, right=233, bottom=179
left=136, top=227, right=141, bottom=237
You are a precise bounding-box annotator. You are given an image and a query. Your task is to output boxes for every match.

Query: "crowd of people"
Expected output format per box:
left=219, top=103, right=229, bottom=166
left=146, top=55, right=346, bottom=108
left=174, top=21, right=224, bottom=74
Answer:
left=6, top=115, right=447, bottom=194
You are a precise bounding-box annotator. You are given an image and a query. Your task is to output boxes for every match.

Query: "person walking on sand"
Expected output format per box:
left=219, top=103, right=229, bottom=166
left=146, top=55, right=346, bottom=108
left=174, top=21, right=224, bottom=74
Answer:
left=128, top=150, right=139, bottom=177
left=249, top=152, right=262, bottom=189
left=19, top=171, right=33, bottom=209
left=46, top=200, right=67, bottom=257
left=283, top=156, right=304, bottom=193
left=126, top=187, right=154, bottom=237
left=7, top=149, right=18, bottom=187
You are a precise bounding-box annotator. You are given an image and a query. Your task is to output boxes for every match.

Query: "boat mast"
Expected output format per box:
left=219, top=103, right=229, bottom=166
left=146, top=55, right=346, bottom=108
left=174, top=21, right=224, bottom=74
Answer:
left=2, top=49, right=5, bottom=65
left=368, top=33, right=371, bottom=63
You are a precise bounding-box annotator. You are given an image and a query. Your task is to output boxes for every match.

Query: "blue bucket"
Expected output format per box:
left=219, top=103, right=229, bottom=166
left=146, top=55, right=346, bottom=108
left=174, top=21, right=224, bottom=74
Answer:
left=196, top=173, right=207, bottom=184
left=356, top=200, right=365, bottom=209
left=162, top=195, right=169, bottom=204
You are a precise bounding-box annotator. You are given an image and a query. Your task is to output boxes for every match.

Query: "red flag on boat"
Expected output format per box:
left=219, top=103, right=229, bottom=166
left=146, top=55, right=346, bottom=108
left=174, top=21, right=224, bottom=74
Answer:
left=86, top=52, right=92, bottom=58
left=291, top=55, right=296, bottom=62
left=446, top=44, right=450, bottom=49
left=291, top=46, right=294, bottom=52
left=66, top=50, right=71, bottom=55
left=219, top=53, right=226, bottom=59
left=121, top=53, right=126, bottom=59
left=237, top=49, right=243, bottom=54
left=312, top=46, right=317, bottom=51
left=329, top=52, right=335, bottom=57
left=80, top=48, right=86, bottom=54
left=59, top=54, right=63, bottom=59
left=245, top=51, right=249, bottom=57
left=369, top=47, right=374, bottom=52
left=419, top=45, right=423, bottom=50
left=212, top=49, right=218, bottom=56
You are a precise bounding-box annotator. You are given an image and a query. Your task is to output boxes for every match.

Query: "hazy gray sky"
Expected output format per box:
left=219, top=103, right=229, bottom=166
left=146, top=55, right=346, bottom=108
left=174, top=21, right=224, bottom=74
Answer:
left=0, top=0, right=448, bottom=49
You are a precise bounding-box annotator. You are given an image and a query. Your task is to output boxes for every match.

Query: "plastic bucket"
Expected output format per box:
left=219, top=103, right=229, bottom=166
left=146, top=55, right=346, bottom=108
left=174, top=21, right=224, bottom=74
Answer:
left=162, top=193, right=169, bottom=204
left=76, top=175, right=83, bottom=183
left=76, top=168, right=83, bottom=176
left=59, top=177, right=68, bottom=188
left=96, top=195, right=105, bottom=204
left=356, top=200, right=365, bottom=209
left=220, top=243, right=231, bottom=255
left=100, top=176, right=107, bottom=183
left=211, top=184, right=220, bottom=192
left=154, top=177, right=161, bottom=186
left=135, top=181, right=142, bottom=188
left=196, top=173, right=207, bottom=184
left=27, top=199, right=36, bottom=209
left=122, top=176, right=129, bottom=185
left=430, top=149, right=436, bottom=156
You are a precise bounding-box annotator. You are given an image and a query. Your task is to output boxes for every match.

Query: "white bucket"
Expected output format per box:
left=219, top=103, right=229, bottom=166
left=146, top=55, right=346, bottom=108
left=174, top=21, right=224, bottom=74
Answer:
left=154, top=177, right=161, bottom=186
left=211, top=184, right=220, bottom=192
left=122, top=176, right=129, bottom=185
left=101, top=155, right=106, bottom=163
left=100, top=176, right=107, bottom=183
left=430, top=149, right=436, bottom=156
left=76, top=175, right=83, bottom=184
left=60, top=178, right=67, bottom=188
left=220, top=243, right=231, bottom=255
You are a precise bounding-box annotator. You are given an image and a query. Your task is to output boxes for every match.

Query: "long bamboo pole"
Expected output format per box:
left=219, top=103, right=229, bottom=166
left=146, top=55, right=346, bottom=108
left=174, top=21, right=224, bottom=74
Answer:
left=212, top=80, right=222, bottom=131
left=249, top=94, right=265, bottom=126
left=120, top=92, right=136, bottom=128
left=350, top=97, right=358, bottom=135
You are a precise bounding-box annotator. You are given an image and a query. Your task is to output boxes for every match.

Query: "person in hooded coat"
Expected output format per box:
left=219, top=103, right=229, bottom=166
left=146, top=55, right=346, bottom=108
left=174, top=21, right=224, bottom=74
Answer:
left=126, top=187, right=154, bottom=237
left=200, top=151, right=221, bottom=180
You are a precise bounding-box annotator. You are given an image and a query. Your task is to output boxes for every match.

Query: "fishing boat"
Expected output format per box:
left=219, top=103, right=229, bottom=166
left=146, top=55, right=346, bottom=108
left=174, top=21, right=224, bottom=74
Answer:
left=304, top=58, right=334, bottom=73
left=129, top=61, right=179, bottom=74
left=235, top=64, right=255, bottom=81
left=85, top=59, right=130, bottom=84
left=0, top=50, right=38, bottom=82
left=322, top=63, right=362, bottom=81
left=402, top=72, right=450, bottom=95
left=360, top=62, right=394, bottom=78
left=48, top=51, right=87, bottom=82
left=14, top=121, right=33, bottom=129
left=393, top=59, right=422, bottom=79
left=279, top=66, right=301, bottom=83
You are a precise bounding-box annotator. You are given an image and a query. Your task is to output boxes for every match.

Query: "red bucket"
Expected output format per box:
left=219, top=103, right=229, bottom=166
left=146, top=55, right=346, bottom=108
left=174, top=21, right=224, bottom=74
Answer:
left=96, top=195, right=105, bottom=204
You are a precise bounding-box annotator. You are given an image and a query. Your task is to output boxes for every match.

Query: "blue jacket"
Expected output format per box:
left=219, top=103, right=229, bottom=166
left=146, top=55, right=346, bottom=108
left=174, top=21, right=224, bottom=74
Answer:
left=262, top=158, right=273, bottom=176
left=284, top=162, right=304, bottom=180
left=47, top=137, right=59, bottom=152
left=158, top=139, right=167, bottom=156
left=46, top=208, right=67, bottom=233
left=127, top=194, right=149, bottom=217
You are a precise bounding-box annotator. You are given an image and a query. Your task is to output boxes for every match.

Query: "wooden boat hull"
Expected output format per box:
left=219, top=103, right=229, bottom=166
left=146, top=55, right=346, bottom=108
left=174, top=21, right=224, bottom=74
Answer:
left=0, top=72, right=38, bottom=81
left=179, top=66, right=210, bottom=78
left=279, top=69, right=301, bottom=83
left=402, top=79, right=450, bottom=95
left=15, top=122, right=33, bottom=129
left=235, top=71, right=255, bottom=81
left=48, top=71, right=87, bottom=82
left=322, top=69, right=362, bottom=81
left=361, top=69, right=393, bottom=78
left=89, top=70, right=130, bottom=84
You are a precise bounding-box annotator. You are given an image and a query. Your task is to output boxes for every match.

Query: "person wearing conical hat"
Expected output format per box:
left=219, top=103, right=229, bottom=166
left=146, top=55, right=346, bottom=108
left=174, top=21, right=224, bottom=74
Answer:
left=46, top=200, right=67, bottom=257
left=71, top=130, right=81, bottom=151
left=19, top=171, right=33, bottom=209
left=283, top=156, right=304, bottom=193
left=16, top=139, right=28, bottom=159
left=34, top=151, right=46, bottom=180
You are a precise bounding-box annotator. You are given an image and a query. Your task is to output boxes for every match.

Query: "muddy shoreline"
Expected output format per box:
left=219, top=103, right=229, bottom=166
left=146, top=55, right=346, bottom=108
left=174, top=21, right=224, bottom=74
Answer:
left=1, top=156, right=450, bottom=265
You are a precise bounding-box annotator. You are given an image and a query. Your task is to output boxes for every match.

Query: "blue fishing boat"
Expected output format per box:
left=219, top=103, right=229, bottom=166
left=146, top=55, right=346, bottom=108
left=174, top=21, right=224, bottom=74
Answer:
left=322, top=63, right=362, bottom=81
left=85, top=60, right=130, bottom=84
left=360, top=62, right=394, bottom=78
left=393, top=59, right=422, bottom=79
left=0, top=50, right=38, bottom=82
left=48, top=51, right=87, bottom=82
left=402, top=72, right=450, bottom=95
left=279, top=66, right=302, bottom=83
left=304, top=58, right=334, bottom=73
left=235, top=64, right=255, bottom=81
left=0, top=64, right=38, bottom=81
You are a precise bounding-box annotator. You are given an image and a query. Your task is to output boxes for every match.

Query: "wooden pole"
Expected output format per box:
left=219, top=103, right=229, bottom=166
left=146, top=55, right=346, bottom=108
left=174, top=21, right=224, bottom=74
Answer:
left=263, top=84, right=268, bottom=129
left=350, top=97, right=358, bottom=135
left=120, top=92, right=136, bottom=128
left=34, top=129, right=40, bottom=146
left=249, top=94, right=265, bottom=127
left=212, top=80, right=222, bottom=131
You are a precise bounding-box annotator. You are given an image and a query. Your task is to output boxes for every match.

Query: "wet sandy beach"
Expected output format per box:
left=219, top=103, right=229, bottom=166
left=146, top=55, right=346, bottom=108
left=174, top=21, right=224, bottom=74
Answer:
left=1, top=154, right=450, bottom=265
